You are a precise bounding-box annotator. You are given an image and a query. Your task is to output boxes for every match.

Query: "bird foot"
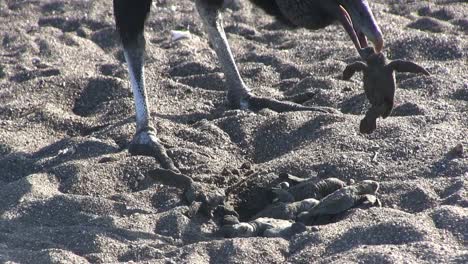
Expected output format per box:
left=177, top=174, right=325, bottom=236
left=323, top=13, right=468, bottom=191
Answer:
left=128, top=127, right=179, bottom=172
left=146, top=168, right=226, bottom=218
left=281, top=91, right=318, bottom=104
left=231, top=92, right=339, bottom=114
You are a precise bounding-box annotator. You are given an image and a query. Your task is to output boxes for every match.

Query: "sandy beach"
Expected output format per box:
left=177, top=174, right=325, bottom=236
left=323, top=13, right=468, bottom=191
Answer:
left=0, top=0, right=466, bottom=263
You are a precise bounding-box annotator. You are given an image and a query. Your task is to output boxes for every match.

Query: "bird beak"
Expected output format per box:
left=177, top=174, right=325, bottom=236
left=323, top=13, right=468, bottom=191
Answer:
left=338, top=1, right=384, bottom=53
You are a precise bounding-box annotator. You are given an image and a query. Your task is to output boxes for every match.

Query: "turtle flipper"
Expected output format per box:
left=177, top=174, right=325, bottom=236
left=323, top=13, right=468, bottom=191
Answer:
left=387, top=60, right=430, bottom=75
left=288, top=177, right=346, bottom=201
left=380, top=98, right=394, bottom=119
left=312, top=178, right=347, bottom=199
left=221, top=222, right=257, bottom=238
left=360, top=106, right=380, bottom=134
left=272, top=187, right=295, bottom=203
left=343, top=62, right=368, bottom=80
left=356, top=194, right=381, bottom=209
left=360, top=115, right=377, bottom=134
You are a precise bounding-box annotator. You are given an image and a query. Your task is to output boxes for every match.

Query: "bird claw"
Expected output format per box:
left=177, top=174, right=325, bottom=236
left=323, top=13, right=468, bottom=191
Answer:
left=244, top=94, right=339, bottom=114
left=147, top=168, right=225, bottom=218
left=130, top=129, right=227, bottom=218
left=128, top=127, right=179, bottom=172
left=281, top=91, right=317, bottom=104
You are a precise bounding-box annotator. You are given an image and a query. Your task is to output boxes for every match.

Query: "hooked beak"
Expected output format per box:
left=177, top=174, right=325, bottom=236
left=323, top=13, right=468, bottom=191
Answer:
left=338, top=2, right=384, bottom=53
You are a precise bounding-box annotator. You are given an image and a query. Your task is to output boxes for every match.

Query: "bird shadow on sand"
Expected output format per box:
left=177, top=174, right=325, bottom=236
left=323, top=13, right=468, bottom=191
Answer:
left=0, top=176, right=214, bottom=262
left=153, top=109, right=225, bottom=126
left=0, top=199, right=166, bottom=260
left=324, top=221, right=425, bottom=256
left=429, top=147, right=465, bottom=178
left=0, top=137, right=119, bottom=183
left=338, top=93, right=367, bottom=115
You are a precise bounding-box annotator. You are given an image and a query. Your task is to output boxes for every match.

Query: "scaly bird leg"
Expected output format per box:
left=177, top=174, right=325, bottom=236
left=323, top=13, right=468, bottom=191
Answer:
left=114, top=0, right=178, bottom=172
left=195, top=0, right=336, bottom=114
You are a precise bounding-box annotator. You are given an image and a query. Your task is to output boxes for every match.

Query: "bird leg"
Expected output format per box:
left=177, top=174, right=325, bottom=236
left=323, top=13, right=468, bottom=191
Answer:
left=129, top=126, right=179, bottom=172
left=195, top=0, right=336, bottom=114
left=114, top=0, right=178, bottom=172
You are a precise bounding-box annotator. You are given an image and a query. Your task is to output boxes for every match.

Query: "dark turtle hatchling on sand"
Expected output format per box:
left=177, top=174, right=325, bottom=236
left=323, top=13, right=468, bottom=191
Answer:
left=287, top=177, right=347, bottom=202
left=221, top=216, right=306, bottom=238
left=252, top=198, right=320, bottom=220
left=343, top=47, right=430, bottom=134
left=251, top=177, right=346, bottom=220
left=221, top=179, right=381, bottom=237
left=297, top=180, right=381, bottom=225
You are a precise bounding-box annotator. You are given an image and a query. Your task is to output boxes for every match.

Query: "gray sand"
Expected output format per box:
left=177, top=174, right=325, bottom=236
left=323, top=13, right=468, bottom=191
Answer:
left=0, top=0, right=466, bottom=263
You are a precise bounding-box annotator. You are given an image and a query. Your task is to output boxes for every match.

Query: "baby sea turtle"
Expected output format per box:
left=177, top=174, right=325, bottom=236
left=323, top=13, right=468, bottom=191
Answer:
left=253, top=198, right=320, bottom=220
left=221, top=216, right=306, bottom=238
left=297, top=180, right=381, bottom=225
left=250, top=177, right=347, bottom=220
left=221, top=179, right=380, bottom=237
left=287, top=177, right=347, bottom=201
left=343, top=47, right=430, bottom=134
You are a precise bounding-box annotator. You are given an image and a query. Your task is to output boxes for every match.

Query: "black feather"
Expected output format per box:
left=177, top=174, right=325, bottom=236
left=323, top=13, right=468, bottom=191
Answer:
left=249, top=0, right=295, bottom=26
left=113, top=0, right=152, bottom=46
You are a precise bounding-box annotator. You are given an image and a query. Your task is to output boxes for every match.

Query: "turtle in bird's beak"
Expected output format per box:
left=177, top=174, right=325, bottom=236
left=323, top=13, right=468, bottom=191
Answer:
left=337, top=0, right=384, bottom=53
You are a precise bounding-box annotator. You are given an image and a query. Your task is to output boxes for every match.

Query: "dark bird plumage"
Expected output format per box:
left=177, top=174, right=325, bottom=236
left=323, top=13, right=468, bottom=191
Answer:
left=249, top=0, right=293, bottom=25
